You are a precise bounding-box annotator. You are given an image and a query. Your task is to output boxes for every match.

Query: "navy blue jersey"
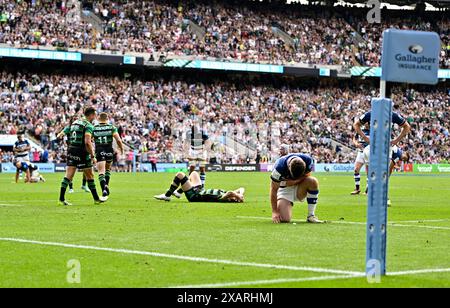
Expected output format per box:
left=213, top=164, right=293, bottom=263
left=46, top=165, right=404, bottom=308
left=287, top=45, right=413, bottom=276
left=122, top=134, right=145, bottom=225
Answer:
left=357, top=128, right=371, bottom=148
left=391, top=147, right=403, bottom=163
left=271, top=153, right=314, bottom=182
left=359, top=111, right=406, bottom=127
left=189, top=127, right=209, bottom=151
left=14, top=140, right=30, bottom=158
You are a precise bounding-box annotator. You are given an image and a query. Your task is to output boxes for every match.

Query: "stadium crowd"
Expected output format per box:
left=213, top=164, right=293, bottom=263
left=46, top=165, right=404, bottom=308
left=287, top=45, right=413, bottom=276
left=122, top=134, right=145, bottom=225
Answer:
left=0, top=0, right=448, bottom=67
left=0, top=71, right=449, bottom=165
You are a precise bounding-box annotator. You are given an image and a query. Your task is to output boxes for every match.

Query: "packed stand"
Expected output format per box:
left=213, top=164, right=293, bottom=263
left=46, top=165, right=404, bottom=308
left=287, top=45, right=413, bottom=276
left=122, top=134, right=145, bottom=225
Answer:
left=0, top=0, right=449, bottom=67
left=1, top=71, right=449, bottom=165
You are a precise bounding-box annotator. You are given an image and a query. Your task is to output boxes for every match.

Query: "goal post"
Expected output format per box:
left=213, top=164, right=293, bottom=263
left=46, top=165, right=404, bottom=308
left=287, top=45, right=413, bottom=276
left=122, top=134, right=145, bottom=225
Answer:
left=365, top=29, right=440, bottom=280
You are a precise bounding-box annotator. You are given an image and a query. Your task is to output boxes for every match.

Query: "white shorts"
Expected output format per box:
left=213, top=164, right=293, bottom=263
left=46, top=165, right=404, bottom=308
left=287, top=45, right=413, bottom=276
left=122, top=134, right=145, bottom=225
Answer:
left=363, top=145, right=394, bottom=163
left=189, top=149, right=207, bottom=167
left=363, top=145, right=371, bottom=163
left=355, top=150, right=366, bottom=165
left=14, top=156, right=30, bottom=164
left=277, top=185, right=305, bottom=204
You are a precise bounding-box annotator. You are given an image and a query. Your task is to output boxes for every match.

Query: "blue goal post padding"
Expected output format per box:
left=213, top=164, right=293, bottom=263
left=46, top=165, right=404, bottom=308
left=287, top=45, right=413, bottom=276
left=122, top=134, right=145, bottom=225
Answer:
left=366, top=98, right=392, bottom=277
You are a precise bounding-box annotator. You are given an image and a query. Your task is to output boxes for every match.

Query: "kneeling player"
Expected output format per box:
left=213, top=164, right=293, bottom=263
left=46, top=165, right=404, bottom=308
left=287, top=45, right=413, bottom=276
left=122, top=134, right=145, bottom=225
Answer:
left=154, top=171, right=245, bottom=203
left=270, top=153, right=323, bottom=224
left=14, top=159, right=31, bottom=183
left=28, top=164, right=46, bottom=183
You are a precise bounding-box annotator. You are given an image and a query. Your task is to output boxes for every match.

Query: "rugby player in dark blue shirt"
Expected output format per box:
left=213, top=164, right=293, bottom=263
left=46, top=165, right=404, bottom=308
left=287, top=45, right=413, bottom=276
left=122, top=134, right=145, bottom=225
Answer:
left=353, top=109, right=411, bottom=195
left=270, top=153, right=324, bottom=224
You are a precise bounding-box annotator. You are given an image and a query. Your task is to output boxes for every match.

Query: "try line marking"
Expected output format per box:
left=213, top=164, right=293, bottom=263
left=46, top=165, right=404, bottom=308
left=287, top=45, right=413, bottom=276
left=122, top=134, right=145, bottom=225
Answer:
left=236, top=216, right=450, bottom=231
left=0, top=204, right=25, bottom=207
left=0, top=237, right=362, bottom=276
left=172, top=268, right=450, bottom=288
left=170, top=274, right=362, bottom=288
left=1, top=237, right=448, bottom=288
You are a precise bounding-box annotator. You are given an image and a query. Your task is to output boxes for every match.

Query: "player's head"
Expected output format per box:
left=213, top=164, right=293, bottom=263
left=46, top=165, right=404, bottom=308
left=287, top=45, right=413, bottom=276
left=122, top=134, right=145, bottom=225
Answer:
left=17, top=133, right=24, bottom=142
left=288, top=157, right=306, bottom=179
left=401, top=151, right=410, bottom=162
left=84, top=106, right=97, bottom=122
left=280, top=144, right=290, bottom=156
left=99, top=112, right=109, bottom=123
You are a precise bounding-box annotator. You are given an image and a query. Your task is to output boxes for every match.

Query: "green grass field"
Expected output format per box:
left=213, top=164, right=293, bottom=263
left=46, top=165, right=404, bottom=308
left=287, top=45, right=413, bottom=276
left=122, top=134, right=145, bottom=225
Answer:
left=0, top=172, right=449, bottom=288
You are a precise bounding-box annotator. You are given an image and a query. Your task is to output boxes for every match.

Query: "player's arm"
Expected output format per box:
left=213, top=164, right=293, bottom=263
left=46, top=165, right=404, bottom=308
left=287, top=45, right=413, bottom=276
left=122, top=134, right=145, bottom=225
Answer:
left=391, top=122, right=411, bottom=146
left=352, top=135, right=362, bottom=149
left=270, top=180, right=281, bottom=223
left=283, top=173, right=310, bottom=187
left=389, top=161, right=396, bottom=176
left=113, top=132, right=125, bottom=155
left=84, top=132, right=96, bottom=164
left=59, top=126, right=71, bottom=139
left=57, top=131, right=66, bottom=139
left=354, top=119, right=370, bottom=144
left=24, top=141, right=31, bottom=152
left=221, top=191, right=243, bottom=203
left=25, top=168, right=31, bottom=183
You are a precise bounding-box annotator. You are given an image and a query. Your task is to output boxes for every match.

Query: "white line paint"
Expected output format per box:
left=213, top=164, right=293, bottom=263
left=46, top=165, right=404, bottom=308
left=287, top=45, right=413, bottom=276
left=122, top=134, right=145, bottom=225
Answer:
left=173, top=268, right=450, bottom=288
left=389, top=268, right=450, bottom=276
left=390, top=219, right=448, bottom=224
left=237, top=216, right=450, bottom=231
left=386, top=223, right=450, bottom=231
left=0, top=204, right=25, bottom=207
left=171, top=274, right=362, bottom=288
left=0, top=237, right=363, bottom=276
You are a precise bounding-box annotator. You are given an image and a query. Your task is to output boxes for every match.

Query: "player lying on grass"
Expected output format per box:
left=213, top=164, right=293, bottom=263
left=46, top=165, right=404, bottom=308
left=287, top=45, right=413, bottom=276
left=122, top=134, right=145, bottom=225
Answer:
left=270, top=153, right=323, bottom=224
left=154, top=171, right=245, bottom=203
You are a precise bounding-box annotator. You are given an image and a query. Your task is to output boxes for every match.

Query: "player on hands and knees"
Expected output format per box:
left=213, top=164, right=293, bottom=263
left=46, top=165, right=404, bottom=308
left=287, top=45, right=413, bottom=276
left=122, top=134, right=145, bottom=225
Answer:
left=13, top=159, right=31, bottom=183
left=28, top=163, right=46, bottom=183
left=93, top=112, right=124, bottom=197
left=58, top=107, right=107, bottom=206
left=270, top=153, right=323, bottom=224
left=13, top=134, right=31, bottom=183
left=155, top=171, right=245, bottom=203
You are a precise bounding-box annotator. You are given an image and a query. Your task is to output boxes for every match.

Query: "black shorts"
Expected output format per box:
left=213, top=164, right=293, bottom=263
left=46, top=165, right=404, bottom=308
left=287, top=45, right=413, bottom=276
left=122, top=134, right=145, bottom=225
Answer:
left=96, top=146, right=114, bottom=162
left=67, top=147, right=92, bottom=170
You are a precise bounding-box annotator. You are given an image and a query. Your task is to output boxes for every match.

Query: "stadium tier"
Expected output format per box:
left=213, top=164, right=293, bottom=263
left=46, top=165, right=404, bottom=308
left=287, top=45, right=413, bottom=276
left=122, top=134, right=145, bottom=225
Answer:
left=0, top=0, right=448, bottom=68
left=0, top=70, right=448, bottom=165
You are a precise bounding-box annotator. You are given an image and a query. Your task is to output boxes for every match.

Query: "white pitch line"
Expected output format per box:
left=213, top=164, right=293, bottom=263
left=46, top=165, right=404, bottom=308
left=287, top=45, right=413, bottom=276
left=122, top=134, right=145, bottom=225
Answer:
left=171, top=274, right=362, bottom=288
left=390, top=219, right=448, bottom=224
left=387, top=223, right=450, bottom=231
left=174, top=268, right=450, bottom=288
left=0, top=204, right=25, bottom=207
left=389, top=268, right=450, bottom=276
left=0, top=237, right=363, bottom=276
left=237, top=216, right=450, bottom=231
